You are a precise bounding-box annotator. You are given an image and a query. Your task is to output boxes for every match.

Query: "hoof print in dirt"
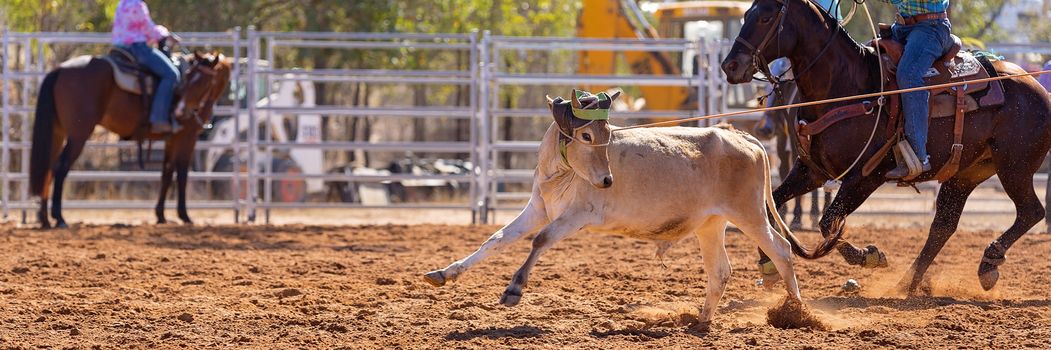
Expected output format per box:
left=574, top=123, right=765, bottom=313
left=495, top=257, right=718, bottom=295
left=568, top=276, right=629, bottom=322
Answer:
left=177, top=312, right=193, bottom=323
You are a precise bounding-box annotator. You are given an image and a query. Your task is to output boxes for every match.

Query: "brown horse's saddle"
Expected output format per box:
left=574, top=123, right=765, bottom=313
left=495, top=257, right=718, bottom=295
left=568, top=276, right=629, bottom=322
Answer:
left=102, top=47, right=155, bottom=96
left=860, top=28, right=1007, bottom=182
left=867, top=28, right=1006, bottom=119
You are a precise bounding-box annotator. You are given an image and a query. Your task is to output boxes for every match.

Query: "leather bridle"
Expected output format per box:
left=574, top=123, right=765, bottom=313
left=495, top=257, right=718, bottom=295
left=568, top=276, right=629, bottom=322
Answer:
left=738, top=0, right=844, bottom=90
left=178, top=60, right=220, bottom=128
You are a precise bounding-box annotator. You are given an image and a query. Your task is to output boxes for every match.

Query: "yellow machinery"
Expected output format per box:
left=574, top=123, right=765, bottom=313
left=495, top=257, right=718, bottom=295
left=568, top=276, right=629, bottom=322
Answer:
left=578, top=0, right=750, bottom=114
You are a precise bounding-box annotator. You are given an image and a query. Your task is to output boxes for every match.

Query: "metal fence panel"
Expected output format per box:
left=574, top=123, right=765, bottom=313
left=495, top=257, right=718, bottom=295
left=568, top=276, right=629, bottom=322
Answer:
left=2, top=29, right=1049, bottom=226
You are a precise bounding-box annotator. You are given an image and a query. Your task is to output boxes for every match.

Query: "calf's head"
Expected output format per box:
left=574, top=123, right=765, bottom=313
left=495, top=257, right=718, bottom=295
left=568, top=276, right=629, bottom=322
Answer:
left=547, top=89, right=620, bottom=189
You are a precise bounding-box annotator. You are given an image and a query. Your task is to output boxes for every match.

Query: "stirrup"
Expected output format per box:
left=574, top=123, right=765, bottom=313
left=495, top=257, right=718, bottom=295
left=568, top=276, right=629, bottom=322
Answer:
left=888, top=140, right=924, bottom=180
left=897, top=140, right=924, bottom=178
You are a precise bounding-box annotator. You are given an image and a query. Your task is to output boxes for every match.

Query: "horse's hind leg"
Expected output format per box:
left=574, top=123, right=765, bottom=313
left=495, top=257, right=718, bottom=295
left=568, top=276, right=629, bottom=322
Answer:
left=978, top=164, right=1045, bottom=290
left=50, top=135, right=87, bottom=228
left=897, top=161, right=993, bottom=294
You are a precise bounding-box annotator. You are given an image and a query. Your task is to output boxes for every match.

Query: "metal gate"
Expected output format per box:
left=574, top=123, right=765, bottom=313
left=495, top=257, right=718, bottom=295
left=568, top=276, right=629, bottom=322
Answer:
left=2, top=28, right=1050, bottom=226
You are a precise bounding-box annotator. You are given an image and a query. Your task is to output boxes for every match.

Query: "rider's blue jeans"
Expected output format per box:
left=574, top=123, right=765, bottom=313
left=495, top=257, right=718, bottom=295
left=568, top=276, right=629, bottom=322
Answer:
left=120, top=42, right=179, bottom=126
left=892, top=19, right=954, bottom=163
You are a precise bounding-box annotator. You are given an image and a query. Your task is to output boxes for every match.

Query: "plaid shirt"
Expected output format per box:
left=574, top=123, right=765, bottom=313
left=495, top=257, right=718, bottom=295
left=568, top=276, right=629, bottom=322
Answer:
left=880, top=0, right=949, bottom=17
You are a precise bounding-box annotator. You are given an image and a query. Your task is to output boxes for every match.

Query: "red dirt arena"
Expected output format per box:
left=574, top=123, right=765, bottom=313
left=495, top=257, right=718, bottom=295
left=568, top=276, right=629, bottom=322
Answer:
left=1, top=218, right=1049, bottom=349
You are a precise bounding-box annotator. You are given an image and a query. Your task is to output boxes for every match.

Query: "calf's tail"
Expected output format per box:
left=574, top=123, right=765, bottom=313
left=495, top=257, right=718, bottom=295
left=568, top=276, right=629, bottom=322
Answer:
left=755, top=138, right=830, bottom=260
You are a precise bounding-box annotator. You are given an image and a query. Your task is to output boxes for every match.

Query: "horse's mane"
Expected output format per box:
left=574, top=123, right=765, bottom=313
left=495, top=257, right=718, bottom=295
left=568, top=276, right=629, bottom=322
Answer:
left=799, top=0, right=873, bottom=59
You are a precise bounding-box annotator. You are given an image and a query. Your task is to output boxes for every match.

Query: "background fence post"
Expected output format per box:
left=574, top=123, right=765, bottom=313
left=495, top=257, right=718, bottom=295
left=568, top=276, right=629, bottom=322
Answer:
left=246, top=26, right=259, bottom=223
left=477, top=30, right=492, bottom=225
left=1, top=28, right=9, bottom=219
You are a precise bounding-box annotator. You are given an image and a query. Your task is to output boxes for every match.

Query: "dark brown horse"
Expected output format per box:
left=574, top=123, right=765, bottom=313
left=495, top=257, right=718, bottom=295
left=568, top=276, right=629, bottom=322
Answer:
left=722, top=0, right=1051, bottom=293
left=29, top=52, right=232, bottom=228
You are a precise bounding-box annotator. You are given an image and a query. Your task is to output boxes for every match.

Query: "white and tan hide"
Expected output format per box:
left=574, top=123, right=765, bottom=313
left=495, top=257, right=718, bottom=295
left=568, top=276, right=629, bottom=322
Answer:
left=424, top=91, right=802, bottom=326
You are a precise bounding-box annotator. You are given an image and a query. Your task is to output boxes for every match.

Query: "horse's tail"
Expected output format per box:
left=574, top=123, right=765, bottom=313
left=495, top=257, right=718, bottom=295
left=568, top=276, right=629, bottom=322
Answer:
left=30, top=70, right=60, bottom=197
left=754, top=135, right=833, bottom=260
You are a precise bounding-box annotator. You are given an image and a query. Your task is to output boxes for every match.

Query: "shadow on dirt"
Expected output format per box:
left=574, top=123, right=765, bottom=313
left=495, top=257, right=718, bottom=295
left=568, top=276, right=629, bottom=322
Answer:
left=589, top=328, right=673, bottom=340
left=811, top=296, right=1051, bottom=311
left=23, top=224, right=417, bottom=252
left=445, top=325, right=550, bottom=341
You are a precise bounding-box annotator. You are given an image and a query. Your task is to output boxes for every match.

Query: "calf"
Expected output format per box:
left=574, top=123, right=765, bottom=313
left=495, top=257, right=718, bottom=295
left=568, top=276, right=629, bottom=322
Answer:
left=424, top=90, right=803, bottom=326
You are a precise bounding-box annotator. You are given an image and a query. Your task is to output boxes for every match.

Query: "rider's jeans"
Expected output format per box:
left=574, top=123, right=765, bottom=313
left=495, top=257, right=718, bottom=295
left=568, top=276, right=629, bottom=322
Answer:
left=892, top=19, right=954, bottom=163
left=120, top=42, right=179, bottom=126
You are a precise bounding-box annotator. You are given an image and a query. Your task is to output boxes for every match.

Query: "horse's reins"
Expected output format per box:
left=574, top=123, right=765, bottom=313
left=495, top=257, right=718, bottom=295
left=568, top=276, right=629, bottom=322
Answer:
left=177, top=59, right=220, bottom=128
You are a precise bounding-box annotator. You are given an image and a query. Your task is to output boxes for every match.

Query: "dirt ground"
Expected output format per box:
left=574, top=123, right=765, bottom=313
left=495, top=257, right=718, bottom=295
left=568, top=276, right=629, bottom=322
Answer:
left=1, top=222, right=1050, bottom=349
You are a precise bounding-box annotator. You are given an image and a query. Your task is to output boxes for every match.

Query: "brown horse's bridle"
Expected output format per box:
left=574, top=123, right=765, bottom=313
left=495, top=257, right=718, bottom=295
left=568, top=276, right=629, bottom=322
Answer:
left=735, top=0, right=790, bottom=85
left=736, top=0, right=856, bottom=180
left=738, top=0, right=844, bottom=89
left=178, top=61, right=220, bottom=128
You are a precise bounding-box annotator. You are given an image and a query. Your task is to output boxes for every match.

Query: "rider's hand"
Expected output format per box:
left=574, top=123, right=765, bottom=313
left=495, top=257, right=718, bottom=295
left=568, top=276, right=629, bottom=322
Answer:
left=167, top=33, right=182, bottom=44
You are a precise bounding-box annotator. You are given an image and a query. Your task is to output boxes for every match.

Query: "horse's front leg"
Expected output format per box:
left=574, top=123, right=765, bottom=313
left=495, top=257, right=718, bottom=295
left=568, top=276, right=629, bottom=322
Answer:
left=818, top=174, right=887, bottom=268
left=156, top=152, right=174, bottom=224
left=175, top=156, right=192, bottom=225
left=500, top=214, right=586, bottom=307
left=896, top=163, right=990, bottom=294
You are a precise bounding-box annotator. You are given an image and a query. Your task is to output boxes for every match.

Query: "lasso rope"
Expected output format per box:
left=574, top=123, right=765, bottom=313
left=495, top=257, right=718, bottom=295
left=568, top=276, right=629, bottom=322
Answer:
left=828, top=0, right=883, bottom=181
left=614, top=68, right=1051, bottom=132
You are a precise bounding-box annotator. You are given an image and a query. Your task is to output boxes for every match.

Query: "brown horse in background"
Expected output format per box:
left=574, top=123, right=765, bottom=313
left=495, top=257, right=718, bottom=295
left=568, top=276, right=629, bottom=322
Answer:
left=753, top=80, right=830, bottom=230
left=722, top=0, right=1051, bottom=294
left=29, top=52, right=232, bottom=228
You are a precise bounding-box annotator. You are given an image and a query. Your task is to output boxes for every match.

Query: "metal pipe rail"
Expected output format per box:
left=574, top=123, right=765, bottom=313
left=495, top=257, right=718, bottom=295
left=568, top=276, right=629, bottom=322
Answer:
left=5, top=29, right=1051, bottom=226
left=247, top=29, right=480, bottom=223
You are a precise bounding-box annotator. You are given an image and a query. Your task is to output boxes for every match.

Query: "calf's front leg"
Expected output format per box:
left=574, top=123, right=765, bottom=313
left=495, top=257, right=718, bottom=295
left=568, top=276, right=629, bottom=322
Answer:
left=500, top=215, right=586, bottom=307
left=424, top=196, right=548, bottom=287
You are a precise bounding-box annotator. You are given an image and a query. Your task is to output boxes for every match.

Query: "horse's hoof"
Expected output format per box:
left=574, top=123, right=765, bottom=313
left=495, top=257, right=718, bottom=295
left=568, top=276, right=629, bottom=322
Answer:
left=499, top=289, right=522, bottom=307
left=862, top=245, right=888, bottom=268
left=55, top=220, right=69, bottom=229
left=978, top=264, right=1000, bottom=291
left=157, top=218, right=167, bottom=225
left=422, top=270, right=447, bottom=287
left=181, top=220, right=194, bottom=226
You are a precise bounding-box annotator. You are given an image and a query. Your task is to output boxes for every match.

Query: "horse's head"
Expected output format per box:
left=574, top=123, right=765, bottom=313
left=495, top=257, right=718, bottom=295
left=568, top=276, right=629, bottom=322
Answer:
left=547, top=89, right=621, bottom=189
left=176, top=50, right=232, bottom=130
left=722, top=0, right=822, bottom=84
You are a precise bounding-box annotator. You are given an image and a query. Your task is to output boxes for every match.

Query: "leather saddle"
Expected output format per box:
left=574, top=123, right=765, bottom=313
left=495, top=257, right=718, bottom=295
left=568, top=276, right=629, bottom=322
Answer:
left=102, top=47, right=156, bottom=96
left=859, top=25, right=1007, bottom=182
left=868, top=27, right=1005, bottom=120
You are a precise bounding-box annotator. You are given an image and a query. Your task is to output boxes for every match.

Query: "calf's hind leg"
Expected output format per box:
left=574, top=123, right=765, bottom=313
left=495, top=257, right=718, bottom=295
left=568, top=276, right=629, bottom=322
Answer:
left=734, top=213, right=802, bottom=302
left=424, top=197, right=548, bottom=287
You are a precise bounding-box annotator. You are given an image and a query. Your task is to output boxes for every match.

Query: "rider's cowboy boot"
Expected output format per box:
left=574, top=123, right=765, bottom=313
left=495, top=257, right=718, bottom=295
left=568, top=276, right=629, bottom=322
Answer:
left=886, top=158, right=931, bottom=179
left=151, top=121, right=174, bottom=134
